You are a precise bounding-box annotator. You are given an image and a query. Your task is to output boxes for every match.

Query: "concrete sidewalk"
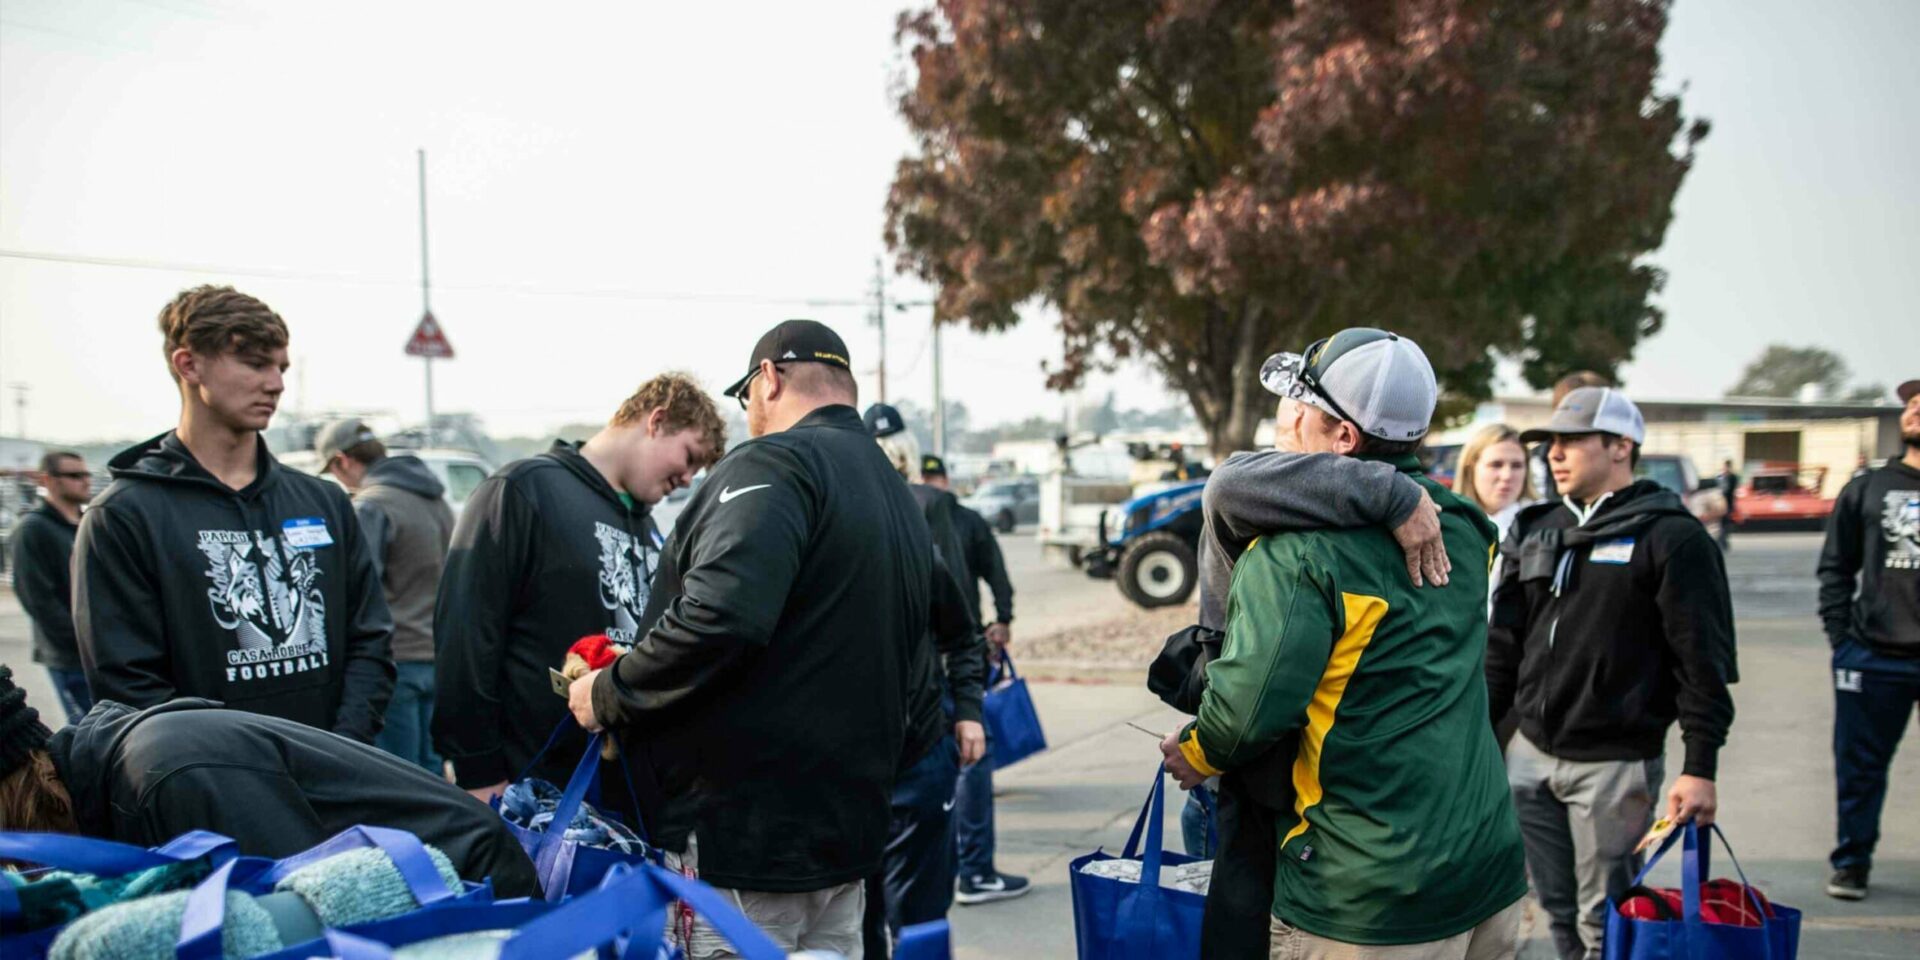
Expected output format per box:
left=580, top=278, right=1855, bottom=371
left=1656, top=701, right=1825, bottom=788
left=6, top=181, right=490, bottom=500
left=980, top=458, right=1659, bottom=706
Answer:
left=948, top=629, right=1920, bottom=958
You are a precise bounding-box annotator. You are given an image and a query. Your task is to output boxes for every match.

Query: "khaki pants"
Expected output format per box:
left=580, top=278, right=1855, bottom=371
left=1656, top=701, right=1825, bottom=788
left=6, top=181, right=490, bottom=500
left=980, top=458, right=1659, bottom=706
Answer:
left=1505, top=733, right=1663, bottom=960
left=1269, top=897, right=1525, bottom=960
left=665, top=835, right=865, bottom=959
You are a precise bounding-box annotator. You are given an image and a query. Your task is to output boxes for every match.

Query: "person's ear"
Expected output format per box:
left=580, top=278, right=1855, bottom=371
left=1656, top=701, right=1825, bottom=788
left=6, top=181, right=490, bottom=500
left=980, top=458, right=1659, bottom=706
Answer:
left=762, top=360, right=785, bottom=402
left=1335, top=421, right=1363, bottom=456
left=172, top=348, right=201, bottom=385
left=645, top=406, right=667, bottom=438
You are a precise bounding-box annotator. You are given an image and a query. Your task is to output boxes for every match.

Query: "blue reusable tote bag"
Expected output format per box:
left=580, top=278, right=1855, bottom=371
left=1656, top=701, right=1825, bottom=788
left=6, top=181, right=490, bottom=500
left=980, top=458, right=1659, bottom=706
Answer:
left=175, top=825, right=488, bottom=960
left=0, top=830, right=237, bottom=959
left=983, top=652, right=1047, bottom=771
left=498, top=720, right=658, bottom=900
left=1603, top=823, right=1800, bottom=960
left=1068, top=766, right=1205, bottom=960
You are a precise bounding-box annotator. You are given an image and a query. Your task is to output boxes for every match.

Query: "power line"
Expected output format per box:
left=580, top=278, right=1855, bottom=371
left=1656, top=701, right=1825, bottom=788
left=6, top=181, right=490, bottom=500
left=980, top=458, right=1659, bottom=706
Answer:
left=0, top=248, right=870, bottom=309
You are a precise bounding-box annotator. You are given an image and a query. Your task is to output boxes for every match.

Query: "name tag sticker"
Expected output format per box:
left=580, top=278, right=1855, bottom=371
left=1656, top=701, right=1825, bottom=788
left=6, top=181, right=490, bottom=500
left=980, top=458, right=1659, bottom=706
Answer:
left=283, top=517, right=334, bottom=550
left=1590, top=537, right=1635, bottom=565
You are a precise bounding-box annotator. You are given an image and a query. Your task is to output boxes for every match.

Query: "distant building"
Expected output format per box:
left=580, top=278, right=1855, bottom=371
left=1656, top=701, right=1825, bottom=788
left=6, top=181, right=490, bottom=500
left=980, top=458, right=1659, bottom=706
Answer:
left=1436, top=395, right=1902, bottom=498
left=0, top=436, right=45, bottom=472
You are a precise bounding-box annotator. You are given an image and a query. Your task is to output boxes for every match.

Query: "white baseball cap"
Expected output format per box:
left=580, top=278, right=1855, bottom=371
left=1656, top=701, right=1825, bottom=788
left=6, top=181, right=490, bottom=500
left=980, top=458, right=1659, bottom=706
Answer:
left=1519, top=386, right=1646, bottom=445
left=1260, top=328, right=1439, bottom=442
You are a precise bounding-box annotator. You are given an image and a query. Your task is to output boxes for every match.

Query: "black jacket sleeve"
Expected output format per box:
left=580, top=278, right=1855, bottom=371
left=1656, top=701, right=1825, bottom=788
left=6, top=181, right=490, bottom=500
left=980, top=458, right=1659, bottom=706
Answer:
left=433, top=476, right=535, bottom=787
left=1148, top=624, right=1222, bottom=715
left=1485, top=523, right=1529, bottom=725
left=1817, top=476, right=1867, bottom=647
left=352, top=497, right=394, bottom=584
left=963, top=511, right=1015, bottom=624
left=930, top=551, right=987, bottom=724
left=1657, top=524, right=1739, bottom=780
left=596, top=445, right=815, bottom=729
left=73, top=503, right=176, bottom=707
left=331, top=495, right=396, bottom=744
left=11, top=516, right=77, bottom=656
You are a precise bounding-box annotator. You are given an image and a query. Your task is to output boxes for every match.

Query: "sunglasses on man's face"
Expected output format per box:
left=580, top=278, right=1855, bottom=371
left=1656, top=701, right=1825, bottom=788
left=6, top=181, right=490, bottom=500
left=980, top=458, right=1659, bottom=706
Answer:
left=735, top=363, right=790, bottom=410
left=51, top=471, right=91, bottom=480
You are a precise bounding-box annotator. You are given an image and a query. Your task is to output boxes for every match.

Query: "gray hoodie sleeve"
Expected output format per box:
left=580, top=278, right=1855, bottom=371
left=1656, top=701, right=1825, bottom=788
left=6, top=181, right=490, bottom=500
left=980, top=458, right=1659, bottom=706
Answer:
left=1197, top=451, right=1426, bottom=629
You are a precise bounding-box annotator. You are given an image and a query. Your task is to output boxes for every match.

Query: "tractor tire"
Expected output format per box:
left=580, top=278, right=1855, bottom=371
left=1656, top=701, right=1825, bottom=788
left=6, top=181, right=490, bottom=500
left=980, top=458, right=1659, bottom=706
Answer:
left=1116, top=531, right=1197, bottom=609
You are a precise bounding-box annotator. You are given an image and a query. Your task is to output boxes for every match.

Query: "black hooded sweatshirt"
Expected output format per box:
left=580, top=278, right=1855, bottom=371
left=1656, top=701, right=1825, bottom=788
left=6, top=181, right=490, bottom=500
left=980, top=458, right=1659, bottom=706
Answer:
left=432, top=441, right=663, bottom=793
left=49, top=698, right=539, bottom=898
left=12, top=500, right=81, bottom=671
left=1818, top=459, right=1920, bottom=659
left=73, top=432, right=395, bottom=743
left=1488, top=480, right=1738, bottom=780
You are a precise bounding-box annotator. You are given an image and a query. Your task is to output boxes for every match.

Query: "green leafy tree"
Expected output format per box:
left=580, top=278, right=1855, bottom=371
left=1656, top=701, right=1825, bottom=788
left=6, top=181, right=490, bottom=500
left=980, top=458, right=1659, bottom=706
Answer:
left=1727, top=344, right=1884, bottom=402
left=887, top=0, right=1706, bottom=454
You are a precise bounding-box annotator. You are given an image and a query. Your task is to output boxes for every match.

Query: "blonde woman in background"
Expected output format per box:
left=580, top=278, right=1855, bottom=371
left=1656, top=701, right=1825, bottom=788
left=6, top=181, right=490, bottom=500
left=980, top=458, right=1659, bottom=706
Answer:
left=1455, top=423, right=1536, bottom=593
left=1457, top=422, right=1535, bottom=752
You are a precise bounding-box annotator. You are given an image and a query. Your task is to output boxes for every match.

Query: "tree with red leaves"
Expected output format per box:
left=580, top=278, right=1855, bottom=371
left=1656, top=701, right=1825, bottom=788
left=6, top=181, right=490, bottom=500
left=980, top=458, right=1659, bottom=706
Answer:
left=886, top=0, right=1707, bottom=454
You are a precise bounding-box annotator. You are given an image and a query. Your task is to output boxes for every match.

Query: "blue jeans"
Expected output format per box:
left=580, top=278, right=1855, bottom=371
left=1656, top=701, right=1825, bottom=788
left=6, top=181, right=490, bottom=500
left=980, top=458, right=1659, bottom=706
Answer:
left=1180, top=785, right=1217, bottom=858
left=1831, top=638, right=1920, bottom=870
left=46, top=668, right=93, bottom=725
left=953, top=734, right=996, bottom=877
left=376, top=661, right=442, bottom=773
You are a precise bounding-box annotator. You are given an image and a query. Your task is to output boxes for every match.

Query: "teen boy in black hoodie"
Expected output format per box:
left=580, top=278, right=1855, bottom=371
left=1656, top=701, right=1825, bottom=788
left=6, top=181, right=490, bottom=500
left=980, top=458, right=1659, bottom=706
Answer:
left=1818, top=378, right=1920, bottom=901
left=1489, top=387, right=1737, bottom=960
left=432, top=373, right=725, bottom=805
left=73, top=286, right=395, bottom=743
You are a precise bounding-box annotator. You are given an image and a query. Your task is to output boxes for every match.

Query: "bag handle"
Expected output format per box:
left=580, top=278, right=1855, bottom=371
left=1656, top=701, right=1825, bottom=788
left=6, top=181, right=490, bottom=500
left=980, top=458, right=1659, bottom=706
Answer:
left=1118, top=765, right=1169, bottom=889
left=175, top=856, right=251, bottom=960
left=0, top=829, right=235, bottom=876
left=1680, top=823, right=1774, bottom=945
left=619, top=865, right=787, bottom=960
left=262, top=826, right=455, bottom=908
left=0, top=830, right=236, bottom=926
left=292, top=868, right=669, bottom=960
left=531, top=730, right=611, bottom=901
left=991, top=651, right=1020, bottom=686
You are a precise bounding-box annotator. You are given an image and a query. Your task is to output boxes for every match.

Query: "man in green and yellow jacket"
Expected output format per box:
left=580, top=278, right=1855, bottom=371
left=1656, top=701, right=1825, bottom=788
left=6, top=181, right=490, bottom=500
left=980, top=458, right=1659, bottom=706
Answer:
left=1163, top=328, right=1526, bottom=957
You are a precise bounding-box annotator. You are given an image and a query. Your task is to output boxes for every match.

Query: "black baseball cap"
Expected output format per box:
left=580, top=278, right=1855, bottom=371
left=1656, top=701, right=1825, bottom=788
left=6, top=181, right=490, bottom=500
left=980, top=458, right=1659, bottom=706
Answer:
left=723, top=319, right=853, bottom=401
left=920, top=454, right=947, bottom=477
left=864, top=402, right=906, bottom=438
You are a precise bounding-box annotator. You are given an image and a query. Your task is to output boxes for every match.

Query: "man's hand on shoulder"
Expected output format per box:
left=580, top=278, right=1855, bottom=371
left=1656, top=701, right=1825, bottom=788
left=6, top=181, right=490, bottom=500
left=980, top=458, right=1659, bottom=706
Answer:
left=1391, top=488, right=1451, bottom=587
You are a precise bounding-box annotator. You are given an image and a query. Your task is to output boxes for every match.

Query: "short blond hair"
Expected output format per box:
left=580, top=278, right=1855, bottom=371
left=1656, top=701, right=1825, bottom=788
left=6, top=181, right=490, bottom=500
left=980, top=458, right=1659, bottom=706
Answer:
left=878, top=431, right=922, bottom=483
left=1454, top=423, right=1534, bottom=511
left=611, top=372, right=727, bottom=464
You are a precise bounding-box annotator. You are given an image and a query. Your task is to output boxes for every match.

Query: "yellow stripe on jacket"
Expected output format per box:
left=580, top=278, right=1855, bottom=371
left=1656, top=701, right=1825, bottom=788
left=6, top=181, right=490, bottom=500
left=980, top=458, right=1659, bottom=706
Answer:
left=1284, top=592, right=1389, bottom=846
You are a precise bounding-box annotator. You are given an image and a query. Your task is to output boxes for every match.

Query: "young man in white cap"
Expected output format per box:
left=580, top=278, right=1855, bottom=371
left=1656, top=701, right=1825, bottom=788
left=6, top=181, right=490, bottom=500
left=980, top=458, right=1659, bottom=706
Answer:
left=1818, top=376, right=1920, bottom=900
left=1489, top=386, right=1737, bottom=960
left=1162, top=328, right=1527, bottom=957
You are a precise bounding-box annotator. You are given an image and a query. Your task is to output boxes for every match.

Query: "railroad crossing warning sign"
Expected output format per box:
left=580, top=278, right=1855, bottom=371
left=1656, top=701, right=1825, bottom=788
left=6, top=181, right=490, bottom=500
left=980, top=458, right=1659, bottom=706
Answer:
left=404, top=312, right=454, bottom=359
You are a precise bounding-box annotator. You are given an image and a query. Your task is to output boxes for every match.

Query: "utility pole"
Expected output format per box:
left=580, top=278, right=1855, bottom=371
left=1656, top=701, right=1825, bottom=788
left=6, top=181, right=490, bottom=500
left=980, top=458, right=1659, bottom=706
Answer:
left=6, top=383, right=26, bottom=440
left=418, top=148, right=435, bottom=447
left=870, top=257, right=889, bottom=404
left=932, top=317, right=944, bottom=456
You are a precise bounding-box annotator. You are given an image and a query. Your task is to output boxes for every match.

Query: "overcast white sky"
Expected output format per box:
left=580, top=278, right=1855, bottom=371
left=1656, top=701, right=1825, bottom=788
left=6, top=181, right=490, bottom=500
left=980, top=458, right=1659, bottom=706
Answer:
left=1, top=0, right=1913, bottom=443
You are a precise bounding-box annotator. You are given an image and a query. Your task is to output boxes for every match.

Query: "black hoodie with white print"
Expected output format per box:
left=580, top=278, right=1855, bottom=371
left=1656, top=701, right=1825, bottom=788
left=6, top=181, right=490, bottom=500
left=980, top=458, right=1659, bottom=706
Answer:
left=73, top=431, right=396, bottom=742
left=432, top=440, right=664, bottom=792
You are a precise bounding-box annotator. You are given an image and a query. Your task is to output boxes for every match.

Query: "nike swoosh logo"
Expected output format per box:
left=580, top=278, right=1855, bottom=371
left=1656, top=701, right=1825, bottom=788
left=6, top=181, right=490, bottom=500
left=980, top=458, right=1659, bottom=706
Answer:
left=718, top=484, right=771, bottom=504
left=942, top=799, right=956, bottom=812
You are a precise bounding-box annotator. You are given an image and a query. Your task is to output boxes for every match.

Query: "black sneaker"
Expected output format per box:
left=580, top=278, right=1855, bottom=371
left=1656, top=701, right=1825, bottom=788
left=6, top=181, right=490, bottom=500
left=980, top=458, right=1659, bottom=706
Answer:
left=956, top=871, right=1032, bottom=905
left=1827, top=865, right=1868, bottom=900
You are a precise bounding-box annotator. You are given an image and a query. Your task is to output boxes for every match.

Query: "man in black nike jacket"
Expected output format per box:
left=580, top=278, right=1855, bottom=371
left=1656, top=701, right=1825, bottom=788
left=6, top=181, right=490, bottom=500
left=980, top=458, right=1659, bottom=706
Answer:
left=573, top=320, right=939, bottom=958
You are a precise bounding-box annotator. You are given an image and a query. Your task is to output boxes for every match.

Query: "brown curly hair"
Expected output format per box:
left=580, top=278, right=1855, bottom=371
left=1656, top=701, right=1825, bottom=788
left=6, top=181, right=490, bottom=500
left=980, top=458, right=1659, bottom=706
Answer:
left=0, top=751, right=77, bottom=835
left=610, top=372, right=727, bottom=464
left=158, top=285, right=289, bottom=382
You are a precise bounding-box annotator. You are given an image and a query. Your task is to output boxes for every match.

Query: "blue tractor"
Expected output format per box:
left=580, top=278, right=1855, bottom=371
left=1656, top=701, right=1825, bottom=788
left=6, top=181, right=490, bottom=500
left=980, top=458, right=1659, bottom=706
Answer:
left=1084, top=478, right=1207, bottom=608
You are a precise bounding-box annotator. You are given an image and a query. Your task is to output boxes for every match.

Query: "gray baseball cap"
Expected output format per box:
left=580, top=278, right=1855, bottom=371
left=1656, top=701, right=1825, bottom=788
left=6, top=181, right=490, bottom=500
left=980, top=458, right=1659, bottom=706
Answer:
left=1519, top=386, right=1646, bottom=445
left=1260, top=328, right=1438, bottom=442
left=313, top=419, right=378, bottom=472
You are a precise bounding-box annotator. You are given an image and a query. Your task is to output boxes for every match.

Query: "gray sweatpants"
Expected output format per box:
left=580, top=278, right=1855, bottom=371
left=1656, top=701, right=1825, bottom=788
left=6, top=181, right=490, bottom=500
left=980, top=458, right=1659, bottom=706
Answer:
left=1505, top=733, right=1663, bottom=960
